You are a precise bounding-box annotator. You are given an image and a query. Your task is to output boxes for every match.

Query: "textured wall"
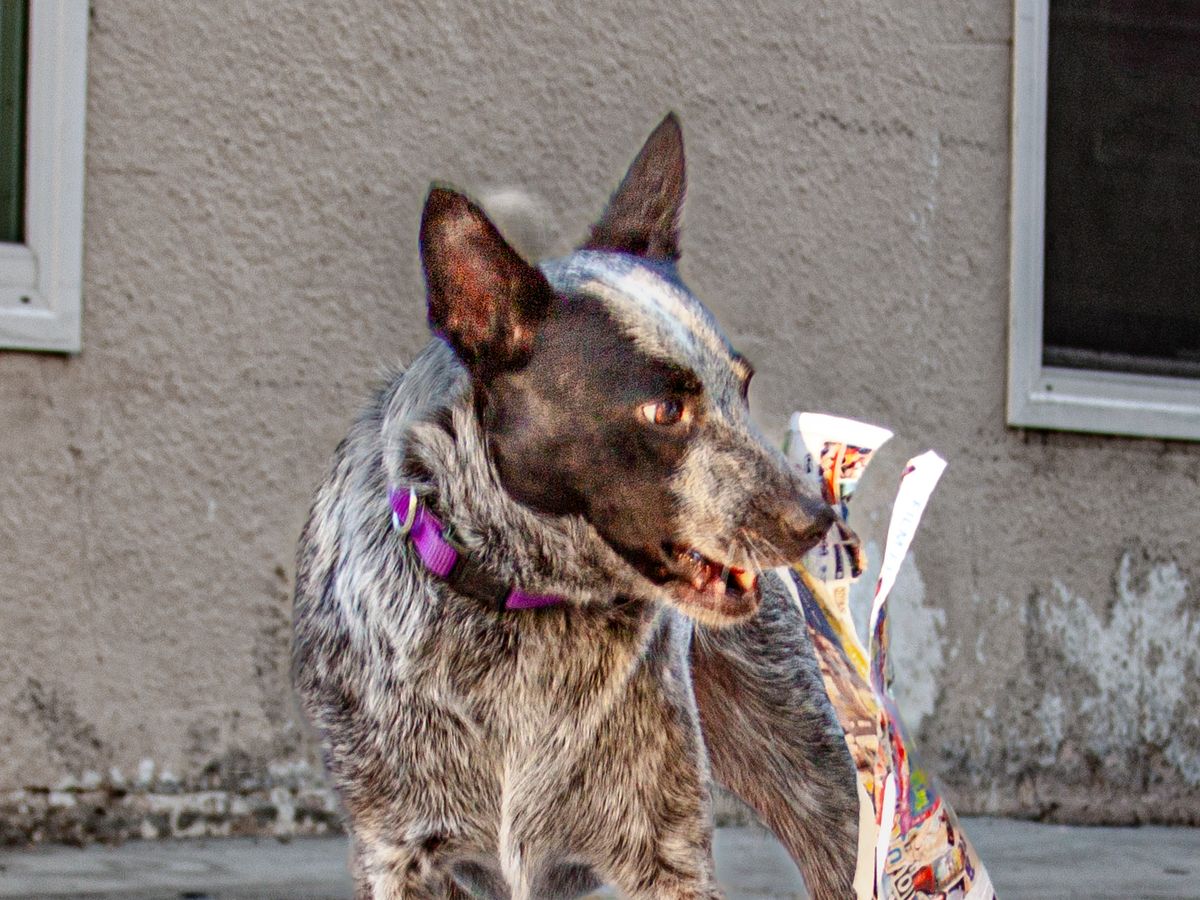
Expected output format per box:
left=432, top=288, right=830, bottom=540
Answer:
left=1, top=0, right=1197, bottom=842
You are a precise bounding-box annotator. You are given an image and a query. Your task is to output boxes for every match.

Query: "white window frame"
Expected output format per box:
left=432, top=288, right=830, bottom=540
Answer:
left=0, top=0, right=88, bottom=353
left=1008, top=0, right=1200, bottom=442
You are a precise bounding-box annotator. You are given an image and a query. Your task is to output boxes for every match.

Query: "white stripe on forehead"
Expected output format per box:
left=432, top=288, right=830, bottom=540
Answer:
left=543, top=252, right=731, bottom=365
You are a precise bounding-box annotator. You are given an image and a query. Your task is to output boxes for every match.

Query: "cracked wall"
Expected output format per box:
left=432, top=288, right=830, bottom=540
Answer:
left=0, top=0, right=1197, bottom=843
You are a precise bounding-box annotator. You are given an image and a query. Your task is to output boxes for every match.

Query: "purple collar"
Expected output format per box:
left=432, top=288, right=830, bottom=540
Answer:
left=388, top=486, right=564, bottom=611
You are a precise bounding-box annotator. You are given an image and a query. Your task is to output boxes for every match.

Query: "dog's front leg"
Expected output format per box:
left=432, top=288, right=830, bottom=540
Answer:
left=538, top=617, right=724, bottom=900
left=350, top=833, right=477, bottom=900
left=690, top=571, right=859, bottom=900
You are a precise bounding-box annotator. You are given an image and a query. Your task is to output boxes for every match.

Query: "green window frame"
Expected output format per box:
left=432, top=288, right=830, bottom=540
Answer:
left=0, top=1, right=26, bottom=244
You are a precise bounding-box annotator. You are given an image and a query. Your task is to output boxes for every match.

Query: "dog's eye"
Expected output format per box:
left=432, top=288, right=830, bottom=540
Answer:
left=640, top=398, right=691, bottom=427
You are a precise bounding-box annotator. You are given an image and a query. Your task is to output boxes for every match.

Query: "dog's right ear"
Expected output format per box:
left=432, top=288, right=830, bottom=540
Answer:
left=420, top=185, right=554, bottom=378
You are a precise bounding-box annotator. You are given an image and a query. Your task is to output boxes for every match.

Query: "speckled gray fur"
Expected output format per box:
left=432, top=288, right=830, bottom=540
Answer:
left=293, top=124, right=858, bottom=899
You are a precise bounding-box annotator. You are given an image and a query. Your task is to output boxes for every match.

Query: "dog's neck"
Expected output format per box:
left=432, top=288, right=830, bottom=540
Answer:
left=380, top=340, right=654, bottom=609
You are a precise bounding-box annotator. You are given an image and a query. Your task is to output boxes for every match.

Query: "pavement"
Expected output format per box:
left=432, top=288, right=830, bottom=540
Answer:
left=1, top=818, right=1198, bottom=899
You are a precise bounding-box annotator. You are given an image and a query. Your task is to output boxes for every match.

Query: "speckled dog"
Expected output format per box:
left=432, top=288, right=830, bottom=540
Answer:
left=293, top=116, right=859, bottom=899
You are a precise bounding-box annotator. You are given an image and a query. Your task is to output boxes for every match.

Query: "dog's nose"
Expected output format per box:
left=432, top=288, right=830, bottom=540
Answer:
left=782, top=495, right=836, bottom=555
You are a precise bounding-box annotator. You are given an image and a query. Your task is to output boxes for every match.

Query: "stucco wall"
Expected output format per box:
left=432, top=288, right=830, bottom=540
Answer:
left=1, top=0, right=1197, bottom=842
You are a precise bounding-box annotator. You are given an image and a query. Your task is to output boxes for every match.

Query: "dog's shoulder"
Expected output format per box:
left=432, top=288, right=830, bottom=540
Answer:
left=299, top=341, right=464, bottom=559
left=292, top=342, right=465, bottom=674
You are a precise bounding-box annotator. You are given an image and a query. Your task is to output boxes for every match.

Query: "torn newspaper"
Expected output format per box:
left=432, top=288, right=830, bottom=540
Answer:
left=783, top=412, right=996, bottom=900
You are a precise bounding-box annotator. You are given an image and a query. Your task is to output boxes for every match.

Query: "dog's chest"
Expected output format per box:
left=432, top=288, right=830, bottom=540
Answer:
left=419, top=597, right=676, bottom=740
left=404, top=601, right=698, bottom=879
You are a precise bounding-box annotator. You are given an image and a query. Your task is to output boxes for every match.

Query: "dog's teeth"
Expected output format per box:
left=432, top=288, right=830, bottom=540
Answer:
left=732, top=568, right=758, bottom=592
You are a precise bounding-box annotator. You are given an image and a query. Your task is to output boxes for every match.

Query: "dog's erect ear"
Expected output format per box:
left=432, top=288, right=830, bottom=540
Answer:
left=420, top=186, right=554, bottom=377
left=582, top=112, right=686, bottom=261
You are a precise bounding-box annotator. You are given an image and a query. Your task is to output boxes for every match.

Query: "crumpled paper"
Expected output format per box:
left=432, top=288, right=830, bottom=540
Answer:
left=782, top=413, right=996, bottom=900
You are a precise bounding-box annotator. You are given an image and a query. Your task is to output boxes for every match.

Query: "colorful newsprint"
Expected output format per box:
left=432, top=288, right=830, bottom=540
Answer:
left=783, top=413, right=996, bottom=900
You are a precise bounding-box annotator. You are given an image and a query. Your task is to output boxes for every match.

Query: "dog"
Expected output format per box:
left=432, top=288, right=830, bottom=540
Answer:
left=293, top=114, right=859, bottom=899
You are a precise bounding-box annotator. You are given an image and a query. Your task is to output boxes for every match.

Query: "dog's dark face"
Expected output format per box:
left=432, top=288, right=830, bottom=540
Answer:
left=419, top=115, right=834, bottom=625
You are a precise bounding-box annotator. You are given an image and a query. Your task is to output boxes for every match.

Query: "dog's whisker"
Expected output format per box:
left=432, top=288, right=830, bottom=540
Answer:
left=741, top=529, right=787, bottom=569
left=743, top=541, right=766, bottom=577
left=737, top=532, right=764, bottom=573
left=748, top=543, right=772, bottom=580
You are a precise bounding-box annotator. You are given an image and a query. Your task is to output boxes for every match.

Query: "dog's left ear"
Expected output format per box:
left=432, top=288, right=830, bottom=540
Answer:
left=582, top=112, right=686, bottom=261
left=420, top=185, right=554, bottom=378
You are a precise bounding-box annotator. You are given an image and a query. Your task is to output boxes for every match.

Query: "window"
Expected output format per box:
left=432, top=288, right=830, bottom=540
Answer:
left=1008, top=0, right=1200, bottom=441
left=0, top=1, right=87, bottom=353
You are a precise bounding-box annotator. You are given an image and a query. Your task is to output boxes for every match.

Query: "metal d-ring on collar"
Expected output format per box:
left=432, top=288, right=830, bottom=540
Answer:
left=391, top=486, right=419, bottom=535
left=387, top=486, right=564, bottom=611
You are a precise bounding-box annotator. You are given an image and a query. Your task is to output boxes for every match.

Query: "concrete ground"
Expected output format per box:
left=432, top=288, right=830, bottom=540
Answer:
left=1, top=818, right=1197, bottom=899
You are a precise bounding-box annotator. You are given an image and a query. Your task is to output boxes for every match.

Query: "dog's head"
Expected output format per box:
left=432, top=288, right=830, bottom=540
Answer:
left=418, top=114, right=834, bottom=626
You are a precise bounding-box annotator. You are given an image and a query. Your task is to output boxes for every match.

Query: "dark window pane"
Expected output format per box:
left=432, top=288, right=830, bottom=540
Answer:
left=1043, top=0, right=1200, bottom=379
left=0, top=0, right=24, bottom=244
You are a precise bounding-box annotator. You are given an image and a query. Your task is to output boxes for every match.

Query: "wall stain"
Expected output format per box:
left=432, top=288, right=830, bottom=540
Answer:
left=937, top=549, right=1200, bottom=824
left=16, top=681, right=108, bottom=776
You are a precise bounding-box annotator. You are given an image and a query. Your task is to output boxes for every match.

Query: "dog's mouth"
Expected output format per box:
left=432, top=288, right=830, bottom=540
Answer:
left=660, top=543, right=761, bottom=623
